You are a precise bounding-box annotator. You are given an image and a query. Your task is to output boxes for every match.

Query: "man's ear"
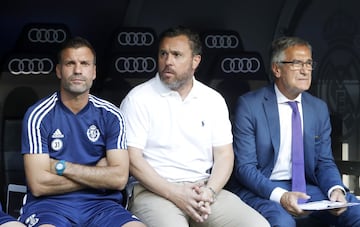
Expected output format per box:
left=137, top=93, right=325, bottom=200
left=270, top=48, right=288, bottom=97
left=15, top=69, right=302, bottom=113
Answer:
left=272, top=63, right=281, bottom=78
left=192, top=54, right=201, bottom=70
left=55, top=64, right=61, bottom=79
left=93, top=65, right=97, bottom=80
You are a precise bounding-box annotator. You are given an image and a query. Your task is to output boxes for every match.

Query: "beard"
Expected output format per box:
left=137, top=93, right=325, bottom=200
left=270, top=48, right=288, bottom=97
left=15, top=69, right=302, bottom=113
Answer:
left=163, top=77, right=187, bottom=90
left=159, top=67, right=193, bottom=91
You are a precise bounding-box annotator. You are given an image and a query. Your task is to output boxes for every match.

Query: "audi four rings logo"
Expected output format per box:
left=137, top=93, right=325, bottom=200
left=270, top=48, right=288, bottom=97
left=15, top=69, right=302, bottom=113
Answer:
left=205, top=35, right=239, bottom=48
left=221, top=57, right=261, bottom=73
left=117, top=32, right=154, bottom=46
left=28, top=28, right=67, bottom=43
left=115, top=57, right=156, bottom=73
left=8, top=58, right=54, bottom=75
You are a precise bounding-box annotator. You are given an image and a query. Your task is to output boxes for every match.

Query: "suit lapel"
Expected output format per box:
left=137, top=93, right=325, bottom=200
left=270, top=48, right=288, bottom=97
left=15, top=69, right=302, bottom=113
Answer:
left=263, top=86, right=281, bottom=161
left=301, top=93, right=316, bottom=173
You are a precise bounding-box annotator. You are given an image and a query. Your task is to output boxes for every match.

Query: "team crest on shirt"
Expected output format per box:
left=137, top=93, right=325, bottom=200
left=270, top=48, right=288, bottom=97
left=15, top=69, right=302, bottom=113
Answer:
left=87, top=124, right=100, bottom=142
left=25, top=213, right=39, bottom=227
left=51, top=129, right=64, bottom=151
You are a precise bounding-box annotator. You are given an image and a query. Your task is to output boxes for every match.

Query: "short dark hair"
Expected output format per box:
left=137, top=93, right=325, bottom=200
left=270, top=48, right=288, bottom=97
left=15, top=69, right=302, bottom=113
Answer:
left=158, top=26, right=202, bottom=56
left=57, top=36, right=96, bottom=64
left=270, top=36, right=312, bottom=65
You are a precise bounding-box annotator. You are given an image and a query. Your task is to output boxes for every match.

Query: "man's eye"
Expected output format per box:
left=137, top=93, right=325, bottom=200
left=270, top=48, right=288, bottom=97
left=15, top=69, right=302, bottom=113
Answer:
left=292, top=60, right=302, bottom=65
left=65, top=62, right=75, bottom=66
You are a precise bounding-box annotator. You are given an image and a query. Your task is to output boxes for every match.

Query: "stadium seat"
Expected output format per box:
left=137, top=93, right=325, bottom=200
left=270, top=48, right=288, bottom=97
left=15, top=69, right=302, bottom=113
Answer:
left=97, top=27, right=158, bottom=105
left=209, top=51, right=270, bottom=118
left=0, top=86, right=38, bottom=209
left=197, top=29, right=244, bottom=84
left=0, top=23, right=71, bottom=207
left=6, top=184, right=26, bottom=218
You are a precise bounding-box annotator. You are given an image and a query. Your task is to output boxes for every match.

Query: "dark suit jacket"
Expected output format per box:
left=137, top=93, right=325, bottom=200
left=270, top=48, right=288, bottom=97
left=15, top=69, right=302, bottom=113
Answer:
left=228, top=84, right=345, bottom=201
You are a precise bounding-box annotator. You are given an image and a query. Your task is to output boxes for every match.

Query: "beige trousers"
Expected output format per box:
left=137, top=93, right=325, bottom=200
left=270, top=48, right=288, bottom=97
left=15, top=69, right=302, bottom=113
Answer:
left=129, top=184, right=269, bottom=227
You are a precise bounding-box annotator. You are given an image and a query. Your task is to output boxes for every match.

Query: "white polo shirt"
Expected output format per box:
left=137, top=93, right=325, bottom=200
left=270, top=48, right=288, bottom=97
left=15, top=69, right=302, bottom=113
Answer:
left=120, top=73, right=232, bottom=182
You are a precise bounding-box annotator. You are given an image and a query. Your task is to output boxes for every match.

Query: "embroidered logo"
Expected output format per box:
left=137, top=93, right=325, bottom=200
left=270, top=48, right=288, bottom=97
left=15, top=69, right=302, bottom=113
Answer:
left=52, top=129, right=64, bottom=138
left=87, top=124, right=100, bottom=142
left=25, top=213, right=39, bottom=227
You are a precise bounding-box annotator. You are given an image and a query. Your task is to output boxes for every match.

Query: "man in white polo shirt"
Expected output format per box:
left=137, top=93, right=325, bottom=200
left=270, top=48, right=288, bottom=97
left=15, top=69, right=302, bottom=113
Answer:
left=120, top=26, right=269, bottom=227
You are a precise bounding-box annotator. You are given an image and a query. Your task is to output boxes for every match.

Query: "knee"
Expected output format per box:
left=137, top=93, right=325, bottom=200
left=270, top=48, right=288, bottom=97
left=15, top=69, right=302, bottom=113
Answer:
left=341, top=205, right=360, bottom=227
left=256, top=202, right=295, bottom=227
left=268, top=213, right=296, bottom=227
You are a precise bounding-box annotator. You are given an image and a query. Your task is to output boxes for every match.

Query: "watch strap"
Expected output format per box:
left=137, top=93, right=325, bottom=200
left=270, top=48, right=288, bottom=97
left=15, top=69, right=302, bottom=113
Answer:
left=56, top=160, right=66, bottom=176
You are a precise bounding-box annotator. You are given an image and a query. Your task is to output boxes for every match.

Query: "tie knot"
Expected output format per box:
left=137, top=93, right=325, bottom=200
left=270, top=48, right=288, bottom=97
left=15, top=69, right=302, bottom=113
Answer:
left=288, top=101, right=299, bottom=112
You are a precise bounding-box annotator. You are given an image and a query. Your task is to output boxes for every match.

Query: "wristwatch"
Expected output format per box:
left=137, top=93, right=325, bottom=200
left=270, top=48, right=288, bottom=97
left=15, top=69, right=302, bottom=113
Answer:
left=55, top=160, right=66, bottom=176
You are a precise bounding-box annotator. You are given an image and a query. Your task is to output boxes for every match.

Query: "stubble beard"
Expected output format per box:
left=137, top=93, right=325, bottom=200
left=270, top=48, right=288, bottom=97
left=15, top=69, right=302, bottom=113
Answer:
left=160, top=70, right=193, bottom=91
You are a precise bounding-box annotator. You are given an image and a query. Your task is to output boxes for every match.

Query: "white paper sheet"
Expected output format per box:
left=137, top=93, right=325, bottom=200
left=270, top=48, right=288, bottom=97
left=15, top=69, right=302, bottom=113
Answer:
left=299, top=200, right=360, bottom=211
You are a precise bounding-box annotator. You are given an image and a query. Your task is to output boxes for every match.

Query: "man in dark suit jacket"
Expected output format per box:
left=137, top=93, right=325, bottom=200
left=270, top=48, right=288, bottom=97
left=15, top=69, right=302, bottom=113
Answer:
left=228, top=36, right=360, bottom=227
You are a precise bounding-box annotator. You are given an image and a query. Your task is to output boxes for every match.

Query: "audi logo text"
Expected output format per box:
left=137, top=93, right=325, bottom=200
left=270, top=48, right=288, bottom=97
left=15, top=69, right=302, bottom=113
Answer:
left=205, top=35, right=239, bottom=48
left=115, top=57, right=156, bottom=73
left=117, top=32, right=154, bottom=46
left=28, top=28, right=67, bottom=43
left=8, top=58, right=54, bottom=75
left=221, top=57, right=260, bottom=73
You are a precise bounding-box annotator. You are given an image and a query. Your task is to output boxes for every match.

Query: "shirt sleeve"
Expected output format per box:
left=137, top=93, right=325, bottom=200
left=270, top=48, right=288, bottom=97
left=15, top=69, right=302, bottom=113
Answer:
left=120, top=94, right=149, bottom=149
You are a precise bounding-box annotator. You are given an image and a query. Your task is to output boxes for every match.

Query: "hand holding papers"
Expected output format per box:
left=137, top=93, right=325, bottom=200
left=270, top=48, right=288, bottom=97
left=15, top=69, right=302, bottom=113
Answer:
left=299, top=200, right=360, bottom=211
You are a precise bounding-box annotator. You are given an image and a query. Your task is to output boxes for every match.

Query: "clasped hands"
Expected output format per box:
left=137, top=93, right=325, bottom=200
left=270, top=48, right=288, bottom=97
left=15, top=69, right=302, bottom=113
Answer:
left=171, top=182, right=215, bottom=223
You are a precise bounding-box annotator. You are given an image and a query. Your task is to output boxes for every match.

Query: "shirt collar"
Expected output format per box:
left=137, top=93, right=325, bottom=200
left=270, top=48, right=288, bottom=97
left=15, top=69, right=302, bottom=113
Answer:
left=274, top=84, right=302, bottom=104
